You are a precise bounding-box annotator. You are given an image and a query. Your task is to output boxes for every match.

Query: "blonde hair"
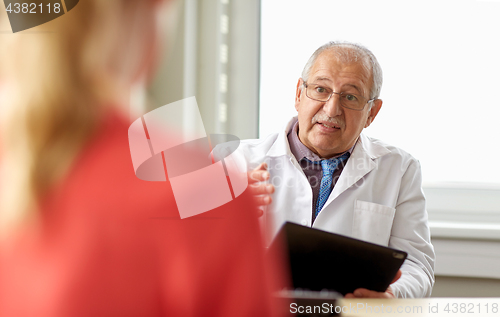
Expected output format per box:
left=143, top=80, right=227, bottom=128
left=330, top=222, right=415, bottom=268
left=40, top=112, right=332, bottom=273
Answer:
left=0, top=0, right=158, bottom=231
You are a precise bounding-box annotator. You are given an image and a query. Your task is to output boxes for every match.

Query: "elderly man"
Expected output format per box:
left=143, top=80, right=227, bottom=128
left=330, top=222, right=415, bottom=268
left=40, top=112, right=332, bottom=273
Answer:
left=215, top=41, right=435, bottom=298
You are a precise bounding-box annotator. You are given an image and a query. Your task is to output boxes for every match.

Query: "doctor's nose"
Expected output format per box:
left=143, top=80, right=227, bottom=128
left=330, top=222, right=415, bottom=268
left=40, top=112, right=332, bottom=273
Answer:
left=323, top=93, right=343, bottom=117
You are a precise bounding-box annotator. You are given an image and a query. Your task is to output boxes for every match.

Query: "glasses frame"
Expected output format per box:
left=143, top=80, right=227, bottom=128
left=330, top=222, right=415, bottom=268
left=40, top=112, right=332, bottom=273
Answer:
left=303, top=82, right=376, bottom=111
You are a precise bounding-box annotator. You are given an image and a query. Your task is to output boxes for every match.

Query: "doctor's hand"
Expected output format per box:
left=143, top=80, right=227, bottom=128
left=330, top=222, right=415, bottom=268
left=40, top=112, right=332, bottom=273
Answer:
left=247, top=163, right=275, bottom=217
left=344, top=269, right=402, bottom=299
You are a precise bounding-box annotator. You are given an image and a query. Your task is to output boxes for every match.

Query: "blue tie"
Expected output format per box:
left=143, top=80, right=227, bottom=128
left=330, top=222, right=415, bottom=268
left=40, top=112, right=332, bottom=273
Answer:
left=314, top=152, right=350, bottom=218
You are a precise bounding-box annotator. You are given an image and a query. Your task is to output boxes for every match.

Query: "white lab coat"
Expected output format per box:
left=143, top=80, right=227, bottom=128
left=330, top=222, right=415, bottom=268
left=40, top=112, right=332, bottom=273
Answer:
left=214, top=117, right=435, bottom=298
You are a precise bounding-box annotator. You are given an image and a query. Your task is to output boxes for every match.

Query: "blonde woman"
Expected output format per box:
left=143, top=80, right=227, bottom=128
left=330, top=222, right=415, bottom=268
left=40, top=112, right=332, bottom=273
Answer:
left=0, top=1, right=282, bottom=316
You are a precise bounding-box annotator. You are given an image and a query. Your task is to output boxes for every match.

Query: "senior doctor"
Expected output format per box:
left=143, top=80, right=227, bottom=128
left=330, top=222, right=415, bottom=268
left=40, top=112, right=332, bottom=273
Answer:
left=214, top=41, right=435, bottom=299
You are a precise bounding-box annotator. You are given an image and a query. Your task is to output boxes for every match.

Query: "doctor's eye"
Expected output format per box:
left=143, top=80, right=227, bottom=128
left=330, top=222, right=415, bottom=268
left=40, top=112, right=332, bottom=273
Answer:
left=314, top=86, right=329, bottom=94
left=344, top=94, right=359, bottom=102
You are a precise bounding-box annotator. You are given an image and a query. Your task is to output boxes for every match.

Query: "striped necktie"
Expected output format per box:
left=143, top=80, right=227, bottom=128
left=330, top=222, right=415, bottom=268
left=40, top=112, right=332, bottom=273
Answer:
left=314, top=152, right=350, bottom=218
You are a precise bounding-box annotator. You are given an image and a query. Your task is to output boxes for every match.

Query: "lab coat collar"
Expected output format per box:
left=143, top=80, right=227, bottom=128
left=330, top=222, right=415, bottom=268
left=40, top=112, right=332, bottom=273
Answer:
left=322, top=130, right=392, bottom=208
left=266, top=117, right=297, bottom=158
left=357, top=132, right=392, bottom=160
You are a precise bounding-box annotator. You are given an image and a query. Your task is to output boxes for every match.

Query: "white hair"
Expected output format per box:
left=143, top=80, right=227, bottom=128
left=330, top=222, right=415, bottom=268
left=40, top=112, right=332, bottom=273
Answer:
left=301, top=41, right=383, bottom=100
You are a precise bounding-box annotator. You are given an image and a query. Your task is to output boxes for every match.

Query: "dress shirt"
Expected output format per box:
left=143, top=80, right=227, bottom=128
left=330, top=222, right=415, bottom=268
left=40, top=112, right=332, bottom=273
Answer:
left=287, top=121, right=355, bottom=223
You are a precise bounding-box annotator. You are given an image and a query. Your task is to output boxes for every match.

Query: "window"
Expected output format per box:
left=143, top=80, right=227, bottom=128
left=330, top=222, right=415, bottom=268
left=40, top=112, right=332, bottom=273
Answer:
left=260, top=0, right=500, bottom=185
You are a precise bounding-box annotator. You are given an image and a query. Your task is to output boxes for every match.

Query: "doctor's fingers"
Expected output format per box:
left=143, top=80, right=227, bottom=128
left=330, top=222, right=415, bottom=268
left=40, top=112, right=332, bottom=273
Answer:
left=347, top=288, right=394, bottom=299
left=391, top=269, right=402, bottom=284
left=248, top=182, right=275, bottom=195
left=248, top=163, right=270, bottom=184
left=250, top=195, right=271, bottom=218
left=253, top=194, right=272, bottom=206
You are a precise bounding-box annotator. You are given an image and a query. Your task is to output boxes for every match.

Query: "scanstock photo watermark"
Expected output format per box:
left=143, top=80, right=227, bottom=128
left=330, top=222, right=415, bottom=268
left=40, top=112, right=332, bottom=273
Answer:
left=3, top=0, right=79, bottom=33
left=290, top=299, right=500, bottom=315
left=290, top=302, right=424, bottom=315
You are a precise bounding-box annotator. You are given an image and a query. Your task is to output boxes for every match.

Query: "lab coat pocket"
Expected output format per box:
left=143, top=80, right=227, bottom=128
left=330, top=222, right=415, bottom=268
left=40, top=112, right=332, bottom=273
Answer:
left=352, top=200, right=395, bottom=246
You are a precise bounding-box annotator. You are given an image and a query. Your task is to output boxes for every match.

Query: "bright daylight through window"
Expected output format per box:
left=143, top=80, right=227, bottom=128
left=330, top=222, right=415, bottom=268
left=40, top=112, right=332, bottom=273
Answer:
left=260, top=0, right=500, bottom=187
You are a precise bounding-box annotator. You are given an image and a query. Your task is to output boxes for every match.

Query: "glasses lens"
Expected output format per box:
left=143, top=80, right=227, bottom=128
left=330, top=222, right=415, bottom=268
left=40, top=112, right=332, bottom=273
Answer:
left=339, top=93, right=366, bottom=110
left=305, top=83, right=368, bottom=110
left=306, top=84, right=331, bottom=102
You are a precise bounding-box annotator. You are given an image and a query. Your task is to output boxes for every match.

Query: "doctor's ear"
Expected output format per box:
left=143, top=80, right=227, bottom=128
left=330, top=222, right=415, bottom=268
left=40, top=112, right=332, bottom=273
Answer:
left=295, top=78, right=304, bottom=111
left=364, top=99, right=382, bottom=128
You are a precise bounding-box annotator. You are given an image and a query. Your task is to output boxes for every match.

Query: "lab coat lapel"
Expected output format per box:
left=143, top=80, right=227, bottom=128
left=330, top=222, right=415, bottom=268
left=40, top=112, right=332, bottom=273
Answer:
left=325, top=133, right=390, bottom=203
left=266, top=117, right=297, bottom=158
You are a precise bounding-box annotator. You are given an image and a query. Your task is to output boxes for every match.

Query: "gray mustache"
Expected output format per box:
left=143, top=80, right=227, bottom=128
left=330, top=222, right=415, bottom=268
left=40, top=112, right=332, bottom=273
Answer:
left=311, top=113, right=344, bottom=128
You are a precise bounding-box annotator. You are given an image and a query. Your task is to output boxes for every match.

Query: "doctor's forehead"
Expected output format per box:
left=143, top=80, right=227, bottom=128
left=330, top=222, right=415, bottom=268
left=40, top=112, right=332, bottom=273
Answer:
left=312, top=77, right=332, bottom=83
left=310, top=52, right=368, bottom=77
left=308, top=65, right=370, bottom=94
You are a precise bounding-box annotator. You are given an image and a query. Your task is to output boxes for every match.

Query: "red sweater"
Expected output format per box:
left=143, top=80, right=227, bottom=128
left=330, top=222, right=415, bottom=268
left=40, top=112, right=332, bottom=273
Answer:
left=0, top=110, right=285, bottom=317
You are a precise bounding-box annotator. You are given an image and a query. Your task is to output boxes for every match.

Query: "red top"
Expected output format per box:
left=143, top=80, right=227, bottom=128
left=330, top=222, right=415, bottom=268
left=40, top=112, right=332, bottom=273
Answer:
left=0, top=110, right=286, bottom=317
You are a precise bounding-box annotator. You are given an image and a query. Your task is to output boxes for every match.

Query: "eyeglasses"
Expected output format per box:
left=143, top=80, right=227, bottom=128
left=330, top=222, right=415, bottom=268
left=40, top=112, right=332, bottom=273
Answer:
left=303, top=82, right=375, bottom=111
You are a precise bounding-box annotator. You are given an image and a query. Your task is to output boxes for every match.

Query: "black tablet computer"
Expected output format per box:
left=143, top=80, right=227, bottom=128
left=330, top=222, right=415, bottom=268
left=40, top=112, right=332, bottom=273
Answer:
left=269, top=222, right=407, bottom=296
